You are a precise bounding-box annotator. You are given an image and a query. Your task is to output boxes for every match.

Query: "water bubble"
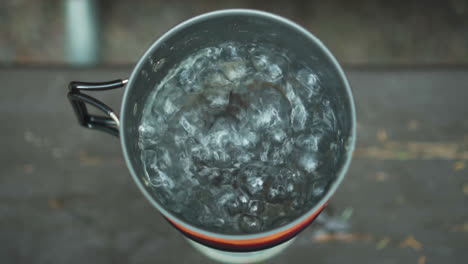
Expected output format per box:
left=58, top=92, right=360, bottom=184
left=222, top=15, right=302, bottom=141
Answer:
left=202, top=47, right=221, bottom=58
left=327, top=142, right=340, bottom=166
left=138, top=124, right=156, bottom=139
left=247, top=200, right=265, bottom=215
left=173, top=128, right=191, bottom=148
left=277, top=168, right=301, bottom=193
left=141, top=69, right=148, bottom=78
left=191, top=145, right=211, bottom=162
left=250, top=51, right=285, bottom=82
left=310, top=179, right=328, bottom=198
left=152, top=58, right=166, bottom=72
left=141, top=149, right=157, bottom=168
left=179, top=67, right=197, bottom=87
left=259, top=142, right=270, bottom=162
left=225, top=197, right=242, bottom=216
left=198, top=167, right=222, bottom=185
left=290, top=103, right=308, bottom=132
left=236, top=129, right=258, bottom=148
left=251, top=54, right=269, bottom=72
left=239, top=165, right=269, bottom=196
left=213, top=218, right=226, bottom=227
left=266, top=64, right=283, bottom=81
left=296, top=133, right=320, bottom=152
left=149, top=170, right=174, bottom=189
left=296, top=68, right=320, bottom=98
left=270, top=129, right=287, bottom=143
left=204, top=71, right=231, bottom=87
left=267, top=183, right=288, bottom=203
left=213, top=150, right=230, bottom=163
left=269, top=146, right=285, bottom=165
left=291, top=196, right=305, bottom=210
left=199, top=206, right=225, bottom=228
left=203, top=136, right=228, bottom=154
left=281, top=83, right=308, bottom=132
left=237, top=152, right=254, bottom=163
left=236, top=191, right=250, bottom=212
left=163, top=98, right=180, bottom=115
left=179, top=116, right=197, bottom=136
left=298, top=152, right=319, bottom=173
left=221, top=44, right=244, bottom=60
left=171, top=190, right=188, bottom=213
left=239, top=215, right=262, bottom=233
left=153, top=147, right=172, bottom=170
left=221, top=61, right=248, bottom=82
left=237, top=192, right=250, bottom=208
left=321, top=106, right=337, bottom=131
left=253, top=105, right=281, bottom=129
left=179, top=152, right=195, bottom=178
left=280, top=139, right=294, bottom=157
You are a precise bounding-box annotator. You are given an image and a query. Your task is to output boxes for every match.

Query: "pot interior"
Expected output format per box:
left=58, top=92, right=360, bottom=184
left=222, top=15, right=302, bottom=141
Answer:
left=121, top=11, right=355, bottom=234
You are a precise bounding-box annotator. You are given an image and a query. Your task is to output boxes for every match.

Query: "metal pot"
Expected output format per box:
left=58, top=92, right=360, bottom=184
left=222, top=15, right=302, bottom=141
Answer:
left=67, top=9, right=356, bottom=255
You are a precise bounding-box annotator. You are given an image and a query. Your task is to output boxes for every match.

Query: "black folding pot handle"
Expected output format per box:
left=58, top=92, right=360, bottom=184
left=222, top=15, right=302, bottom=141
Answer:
left=67, top=79, right=128, bottom=137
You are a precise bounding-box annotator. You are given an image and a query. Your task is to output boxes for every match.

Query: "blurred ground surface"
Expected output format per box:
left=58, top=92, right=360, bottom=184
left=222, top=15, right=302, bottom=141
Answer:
left=0, top=67, right=467, bottom=263
left=1, top=0, right=468, bottom=65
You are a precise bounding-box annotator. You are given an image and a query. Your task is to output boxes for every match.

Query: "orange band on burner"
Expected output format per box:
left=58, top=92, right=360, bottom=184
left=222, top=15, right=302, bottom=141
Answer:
left=169, top=203, right=326, bottom=249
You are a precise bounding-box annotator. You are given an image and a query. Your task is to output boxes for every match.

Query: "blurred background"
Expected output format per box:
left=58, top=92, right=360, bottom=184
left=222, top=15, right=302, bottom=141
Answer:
left=1, top=1, right=467, bottom=264
left=1, top=0, right=468, bottom=66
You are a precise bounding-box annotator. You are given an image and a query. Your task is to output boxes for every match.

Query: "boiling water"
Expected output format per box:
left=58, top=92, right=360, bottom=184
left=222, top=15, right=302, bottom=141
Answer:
left=138, top=42, right=340, bottom=234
